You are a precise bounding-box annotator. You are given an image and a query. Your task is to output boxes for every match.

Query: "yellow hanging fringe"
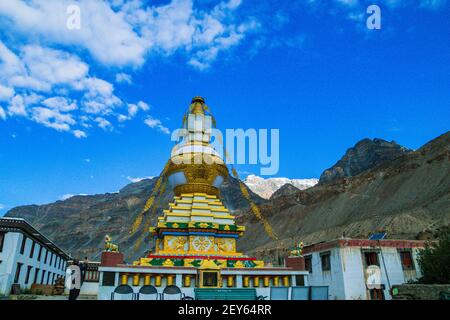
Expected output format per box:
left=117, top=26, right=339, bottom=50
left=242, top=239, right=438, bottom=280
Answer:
left=130, top=161, right=171, bottom=235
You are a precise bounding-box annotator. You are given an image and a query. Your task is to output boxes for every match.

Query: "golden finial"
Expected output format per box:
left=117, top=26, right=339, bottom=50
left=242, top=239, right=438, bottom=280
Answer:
left=190, top=96, right=206, bottom=115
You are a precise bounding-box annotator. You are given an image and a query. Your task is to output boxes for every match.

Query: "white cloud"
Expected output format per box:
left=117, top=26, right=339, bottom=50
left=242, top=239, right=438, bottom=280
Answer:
left=115, top=73, right=133, bottom=84
left=0, top=0, right=146, bottom=67
left=21, top=45, right=89, bottom=88
left=42, top=97, right=77, bottom=112
left=0, top=84, right=14, bottom=101
left=31, top=107, right=75, bottom=132
left=61, top=193, right=88, bottom=200
left=73, top=130, right=87, bottom=138
left=128, top=101, right=150, bottom=117
left=0, top=106, right=6, bottom=120
left=94, top=117, right=113, bottom=131
left=127, top=176, right=154, bottom=183
left=78, top=77, right=122, bottom=115
left=0, top=0, right=257, bottom=69
left=8, top=94, right=28, bottom=116
left=117, top=114, right=129, bottom=122
left=144, top=116, right=170, bottom=134
left=0, top=1, right=261, bottom=137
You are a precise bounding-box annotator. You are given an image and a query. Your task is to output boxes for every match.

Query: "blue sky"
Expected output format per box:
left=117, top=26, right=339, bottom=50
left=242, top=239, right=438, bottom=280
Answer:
left=0, top=0, right=449, bottom=214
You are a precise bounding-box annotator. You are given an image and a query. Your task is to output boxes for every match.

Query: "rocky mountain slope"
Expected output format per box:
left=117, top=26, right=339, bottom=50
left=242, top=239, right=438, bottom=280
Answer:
left=244, top=174, right=318, bottom=199
left=6, top=177, right=265, bottom=262
left=269, top=184, right=300, bottom=200
left=239, top=132, right=450, bottom=263
left=319, top=138, right=411, bottom=184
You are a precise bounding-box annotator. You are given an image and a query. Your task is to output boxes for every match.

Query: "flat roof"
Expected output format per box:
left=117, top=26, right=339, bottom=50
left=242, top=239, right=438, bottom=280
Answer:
left=302, top=238, right=429, bottom=255
left=0, top=217, right=71, bottom=260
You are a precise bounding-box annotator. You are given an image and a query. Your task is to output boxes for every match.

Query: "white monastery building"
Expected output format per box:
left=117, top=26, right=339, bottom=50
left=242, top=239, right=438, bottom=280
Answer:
left=302, top=238, right=426, bottom=300
left=0, top=218, right=70, bottom=295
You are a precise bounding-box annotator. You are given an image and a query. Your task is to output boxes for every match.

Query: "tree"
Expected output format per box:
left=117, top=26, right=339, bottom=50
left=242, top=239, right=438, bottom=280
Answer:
left=417, top=227, right=450, bottom=284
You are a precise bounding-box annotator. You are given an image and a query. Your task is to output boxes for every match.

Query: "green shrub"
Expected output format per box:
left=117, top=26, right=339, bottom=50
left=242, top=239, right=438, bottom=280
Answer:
left=417, top=227, right=450, bottom=284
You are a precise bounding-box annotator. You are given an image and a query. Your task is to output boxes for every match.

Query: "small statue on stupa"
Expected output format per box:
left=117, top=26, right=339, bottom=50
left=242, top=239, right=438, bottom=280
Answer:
left=290, top=241, right=304, bottom=257
left=104, top=235, right=119, bottom=253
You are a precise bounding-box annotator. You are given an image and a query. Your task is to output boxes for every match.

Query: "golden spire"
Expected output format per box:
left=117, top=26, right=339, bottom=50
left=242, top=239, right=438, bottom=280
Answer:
left=190, top=96, right=206, bottom=115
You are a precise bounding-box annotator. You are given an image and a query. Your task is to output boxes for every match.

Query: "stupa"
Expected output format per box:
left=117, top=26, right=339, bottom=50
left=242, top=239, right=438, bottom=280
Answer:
left=134, top=96, right=264, bottom=270
left=97, top=97, right=308, bottom=300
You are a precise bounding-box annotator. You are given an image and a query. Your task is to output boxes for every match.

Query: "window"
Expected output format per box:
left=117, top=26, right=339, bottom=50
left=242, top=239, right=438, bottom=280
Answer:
left=14, top=263, right=23, bottom=283
left=202, top=272, right=218, bottom=287
left=54, top=256, right=58, bottom=268
left=37, top=245, right=43, bottom=261
left=399, top=250, right=415, bottom=270
left=41, top=270, right=46, bottom=284
left=51, top=273, right=55, bottom=284
left=49, top=253, right=53, bottom=266
left=304, top=255, right=312, bottom=273
left=46, top=272, right=51, bottom=285
left=29, top=241, right=35, bottom=258
left=295, top=275, right=305, bottom=286
left=20, top=235, right=27, bottom=254
left=102, top=272, right=116, bottom=286
left=363, top=251, right=380, bottom=267
left=25, top=266, right=33, bottom=284
left=320, top=252, right=331, bottom=271
left=33, top=268, right=40, bottom=284
left=44, top=250, right=48, bottom=264
left=0, top=232, right=5, bottom=252
left=369, top=288, right=385, bottom=300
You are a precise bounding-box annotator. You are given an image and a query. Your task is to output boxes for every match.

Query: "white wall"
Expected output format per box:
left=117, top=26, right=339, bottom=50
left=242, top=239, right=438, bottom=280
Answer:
left=339, top=247, right=368, bottom=300
left=304, top=248, right=345, bottom=300
left=0, top=232, right=67, bottom=295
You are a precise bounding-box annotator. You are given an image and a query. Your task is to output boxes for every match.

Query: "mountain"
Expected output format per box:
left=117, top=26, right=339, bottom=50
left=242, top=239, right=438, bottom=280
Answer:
left=6, top=132, right=450, bottom=265
left=238, top=132, right=450, bottom=263
left=5, top=176, right=265, bottom=262
left=243, top=175, right=318, bottom=199
left=319, top=138, right=411, bottom=184
left=270, top=184, right=300, bottom=200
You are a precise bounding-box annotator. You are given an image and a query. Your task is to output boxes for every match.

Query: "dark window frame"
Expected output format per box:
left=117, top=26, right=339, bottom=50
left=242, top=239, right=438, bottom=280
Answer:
left=399, top=249, right=415, bottom=271
left=33, top=268, right=40, bottom=284
left=295, top=275, right=305, bottom=286
left=304, top=255, right=313, bottom=273
left=14, top=262, right=23, bottom=283
left=362, top=250, right=380, bottom=267
left=320, top=251, right=331, bottom=272
left=29, top=241, right=35, bottom=259
left=202, top=271, right=218, bottom=287
left=102, top=272, right=116, bottom=286
left=0, top=232, right=5, bottom=252
left=369, top=288, right=385, bottom=300
left=37, top=245, right=43, bottom=261
left=20, top=235, right=27, bottom=255
left=41, top=270, right=46, bottom=284
left=44, top=249, right=48, bottom=264
left=25, top=265, right=33, bottom=284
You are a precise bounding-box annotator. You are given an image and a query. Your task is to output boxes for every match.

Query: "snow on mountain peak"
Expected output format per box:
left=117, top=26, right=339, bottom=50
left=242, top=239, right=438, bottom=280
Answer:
left=243, top=174, right=318, bottom=199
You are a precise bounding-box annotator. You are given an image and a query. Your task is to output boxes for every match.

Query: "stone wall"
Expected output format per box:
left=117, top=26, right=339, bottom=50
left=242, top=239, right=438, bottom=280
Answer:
left=392, top=284, right=450, bottom=300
